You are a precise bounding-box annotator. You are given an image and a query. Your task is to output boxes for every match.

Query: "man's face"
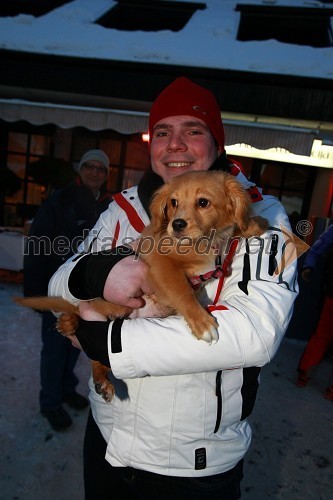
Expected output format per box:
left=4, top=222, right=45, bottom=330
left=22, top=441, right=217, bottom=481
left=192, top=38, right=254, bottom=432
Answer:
left=150, top=115, right=218, bottom=183
left=79, top=161, right=108, bottom=192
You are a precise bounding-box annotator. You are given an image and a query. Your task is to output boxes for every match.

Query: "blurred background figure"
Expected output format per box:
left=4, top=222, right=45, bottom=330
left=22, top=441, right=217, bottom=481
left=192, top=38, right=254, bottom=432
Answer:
left=297, top=223, right=333, bottom=401
left=24, top=149, right=112, bottom=430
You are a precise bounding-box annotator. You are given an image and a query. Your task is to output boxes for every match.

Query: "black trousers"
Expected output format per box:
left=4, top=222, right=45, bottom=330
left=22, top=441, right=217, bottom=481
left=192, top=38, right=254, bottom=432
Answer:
left=40, top=312, right=80, bottom=411
left=83, top=410, right=243, bottom=500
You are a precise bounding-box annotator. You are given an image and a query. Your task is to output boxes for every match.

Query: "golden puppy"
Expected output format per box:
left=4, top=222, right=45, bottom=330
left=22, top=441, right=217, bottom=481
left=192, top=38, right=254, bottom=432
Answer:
left=15, top=170, right=268, bottom=401
left=138, top=170, right=268, bottom=343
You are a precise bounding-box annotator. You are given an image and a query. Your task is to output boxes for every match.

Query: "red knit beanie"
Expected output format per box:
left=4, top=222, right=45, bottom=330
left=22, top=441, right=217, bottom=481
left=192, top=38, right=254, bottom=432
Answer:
left=149, top=77, right=225, bottom=151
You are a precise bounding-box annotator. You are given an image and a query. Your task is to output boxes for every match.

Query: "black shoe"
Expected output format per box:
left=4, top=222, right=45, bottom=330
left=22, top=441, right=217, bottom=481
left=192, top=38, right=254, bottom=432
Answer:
left=63, top=391, right=89, bottom=410
left=41, top=406, right=72, bottom=431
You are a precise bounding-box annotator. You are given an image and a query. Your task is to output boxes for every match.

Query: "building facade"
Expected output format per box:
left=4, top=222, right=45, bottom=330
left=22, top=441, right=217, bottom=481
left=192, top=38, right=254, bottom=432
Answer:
left=0, top=1, right=333, bottom=340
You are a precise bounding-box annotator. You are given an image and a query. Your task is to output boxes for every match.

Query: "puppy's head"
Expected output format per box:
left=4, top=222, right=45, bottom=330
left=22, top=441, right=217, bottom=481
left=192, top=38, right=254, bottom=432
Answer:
left=149, top=171, right=267, bottom=241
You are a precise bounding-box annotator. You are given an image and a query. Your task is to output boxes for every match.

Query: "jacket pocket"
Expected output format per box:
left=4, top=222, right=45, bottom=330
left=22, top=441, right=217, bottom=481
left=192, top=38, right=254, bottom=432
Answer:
left=241, top=367, right=261, bottom=420
left=214, top=370, right=222, bottom=433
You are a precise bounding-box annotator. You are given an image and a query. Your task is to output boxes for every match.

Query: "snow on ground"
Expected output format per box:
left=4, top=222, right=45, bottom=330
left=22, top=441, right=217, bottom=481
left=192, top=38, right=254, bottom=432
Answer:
left=0, top=280, right=332, bottom=499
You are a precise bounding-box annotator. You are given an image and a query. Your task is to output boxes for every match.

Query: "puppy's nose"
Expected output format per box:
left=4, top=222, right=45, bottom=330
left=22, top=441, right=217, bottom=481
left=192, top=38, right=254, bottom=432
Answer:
left=172, top=219, right=187, bottom=232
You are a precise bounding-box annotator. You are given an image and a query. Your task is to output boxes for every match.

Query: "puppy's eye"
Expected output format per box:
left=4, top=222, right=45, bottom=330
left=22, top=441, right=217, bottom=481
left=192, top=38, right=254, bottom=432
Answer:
left=197, top=198, right=209, bottom=208
left=170, top=199, right=178, bottom=207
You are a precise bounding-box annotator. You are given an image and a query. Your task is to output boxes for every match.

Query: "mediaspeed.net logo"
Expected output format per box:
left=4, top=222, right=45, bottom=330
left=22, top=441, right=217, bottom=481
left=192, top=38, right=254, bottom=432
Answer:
left=275, top=222, right=311, bottom=275
left=23, top=220, right=312, bottom=273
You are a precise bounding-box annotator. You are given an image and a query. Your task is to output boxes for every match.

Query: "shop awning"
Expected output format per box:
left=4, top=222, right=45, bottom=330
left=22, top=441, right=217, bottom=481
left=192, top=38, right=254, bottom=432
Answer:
left=224, top=122, right=318, bottom=156
left=0, top=98, right=323, bottom=155
left=0, top=98, right=149, bottom=135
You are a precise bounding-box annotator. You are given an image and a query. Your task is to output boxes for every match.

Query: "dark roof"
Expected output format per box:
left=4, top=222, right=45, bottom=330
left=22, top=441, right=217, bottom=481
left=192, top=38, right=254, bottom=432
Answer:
left=1, top=49, right=332, bottom=121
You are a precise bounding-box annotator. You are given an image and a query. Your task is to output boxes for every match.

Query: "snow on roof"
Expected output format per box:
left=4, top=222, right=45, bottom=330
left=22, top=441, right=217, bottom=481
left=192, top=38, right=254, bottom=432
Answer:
left=0, top=0, right=332, bottom=80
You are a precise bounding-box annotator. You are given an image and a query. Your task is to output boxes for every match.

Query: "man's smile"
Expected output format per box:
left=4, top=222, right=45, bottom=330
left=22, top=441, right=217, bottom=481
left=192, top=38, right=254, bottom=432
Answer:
left=166, top=162, right=193, bottom=168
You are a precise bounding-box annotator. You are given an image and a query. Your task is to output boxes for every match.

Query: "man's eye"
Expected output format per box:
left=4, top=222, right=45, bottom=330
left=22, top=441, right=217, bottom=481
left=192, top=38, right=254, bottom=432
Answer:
left=170, top=199, right=178, bottom=207
left=197, top=198, right=209, bottom=208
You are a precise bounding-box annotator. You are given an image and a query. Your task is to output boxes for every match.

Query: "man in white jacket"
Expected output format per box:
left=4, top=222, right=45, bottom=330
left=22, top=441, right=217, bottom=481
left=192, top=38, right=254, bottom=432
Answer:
left=49, top=77, right=298, bottom=499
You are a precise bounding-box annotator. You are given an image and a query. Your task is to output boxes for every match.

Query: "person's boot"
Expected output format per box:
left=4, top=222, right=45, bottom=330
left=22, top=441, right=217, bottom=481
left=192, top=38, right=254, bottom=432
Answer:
left=41, top=406, right=72, bottom=430
left=63, top=391, right=89, bottom=410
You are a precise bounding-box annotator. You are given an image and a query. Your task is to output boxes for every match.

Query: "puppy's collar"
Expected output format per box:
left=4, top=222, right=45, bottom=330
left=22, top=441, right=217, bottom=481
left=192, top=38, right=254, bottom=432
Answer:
left=189, top=256, right=224, bottom=290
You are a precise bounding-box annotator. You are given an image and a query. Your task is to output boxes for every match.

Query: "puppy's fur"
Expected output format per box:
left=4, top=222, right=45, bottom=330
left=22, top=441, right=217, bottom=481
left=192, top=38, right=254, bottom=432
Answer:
left=139, top=170, right=268, bottom=343
left=15, top=171, right=268, bottom=401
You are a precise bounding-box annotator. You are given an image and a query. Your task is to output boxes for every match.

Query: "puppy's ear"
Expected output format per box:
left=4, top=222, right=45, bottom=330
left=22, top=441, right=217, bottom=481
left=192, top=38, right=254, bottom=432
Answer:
left=223, top=175, right=252, bottom=233
left=149, top=184, right=170, bottom=235
left=223, top=175, right=268, bottom=237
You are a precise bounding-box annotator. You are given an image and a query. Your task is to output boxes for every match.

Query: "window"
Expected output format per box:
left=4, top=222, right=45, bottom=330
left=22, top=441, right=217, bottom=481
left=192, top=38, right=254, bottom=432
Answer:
left=236, top=4, right=333, bottom=47
left=97, top=0, right=206, bottom=32
left=71, top=129, right=149, bottom=194
left=0, top=124, right=55, bottom=227
left=0, top=1, right=72, bottom=18
left=123, top=137, right=150, bottom=188
left=250, top=160, right=316, bottom=231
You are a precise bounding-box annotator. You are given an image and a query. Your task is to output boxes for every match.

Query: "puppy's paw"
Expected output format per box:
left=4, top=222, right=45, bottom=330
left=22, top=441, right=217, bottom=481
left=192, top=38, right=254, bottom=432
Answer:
left=56, top=313, right=79, bottom=336
left=186, top=312, right=219, bottom=345
left=94, top=380, right=115, bottom=403
left=201, top=326, right=219, bottom=345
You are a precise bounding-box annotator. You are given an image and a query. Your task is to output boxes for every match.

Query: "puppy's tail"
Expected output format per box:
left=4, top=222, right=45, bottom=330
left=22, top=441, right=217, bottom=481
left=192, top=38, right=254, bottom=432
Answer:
left=13, top=296, right=79, bottom=315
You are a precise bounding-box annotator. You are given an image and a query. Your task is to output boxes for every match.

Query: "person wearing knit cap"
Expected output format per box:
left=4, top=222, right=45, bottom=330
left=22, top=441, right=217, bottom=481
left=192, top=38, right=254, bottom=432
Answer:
left=78, top=149, right=110, bottom=174
left=49, top=78, right=298, bottom=498
left=77, top=149, right=110, bottom=199
left=149, top=77, right=225, bottom=152
left=147, top=77, right=228, bottom=184
left=24, top=149, right=112, bottom=431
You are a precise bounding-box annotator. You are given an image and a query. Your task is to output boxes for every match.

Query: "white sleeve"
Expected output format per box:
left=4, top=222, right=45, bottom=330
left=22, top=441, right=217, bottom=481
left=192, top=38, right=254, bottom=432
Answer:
left=48, top=205, right=118, bottom=302
left=109, top=198, right=299, bottom=378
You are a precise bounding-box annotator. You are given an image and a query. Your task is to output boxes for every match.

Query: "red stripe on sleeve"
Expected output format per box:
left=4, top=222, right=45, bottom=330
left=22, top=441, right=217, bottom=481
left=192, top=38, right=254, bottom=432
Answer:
left=112, top=220, right=120, bottom=249
left=112, top=193, right=146, bottom=233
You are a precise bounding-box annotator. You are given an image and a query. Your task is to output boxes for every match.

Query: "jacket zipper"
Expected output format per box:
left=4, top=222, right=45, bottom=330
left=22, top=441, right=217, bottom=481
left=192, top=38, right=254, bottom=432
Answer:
left=214, top=370, right=222, bottom=433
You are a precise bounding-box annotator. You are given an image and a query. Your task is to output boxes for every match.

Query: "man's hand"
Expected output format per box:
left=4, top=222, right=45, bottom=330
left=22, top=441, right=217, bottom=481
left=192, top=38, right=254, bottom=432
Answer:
left=103, top=256, right=154, bottom=309
left=67, top=334, right=83, bottom=350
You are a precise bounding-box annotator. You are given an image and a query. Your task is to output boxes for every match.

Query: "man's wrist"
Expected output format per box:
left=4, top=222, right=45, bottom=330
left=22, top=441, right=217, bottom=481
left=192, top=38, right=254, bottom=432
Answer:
left=76, top=318, right=111, bottom=366
left=68, top=246, right=135, bottom=299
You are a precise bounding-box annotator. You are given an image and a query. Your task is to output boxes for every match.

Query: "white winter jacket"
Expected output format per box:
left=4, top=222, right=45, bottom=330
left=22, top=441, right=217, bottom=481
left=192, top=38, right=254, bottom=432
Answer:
left=49, top=168, right=298, bottom=477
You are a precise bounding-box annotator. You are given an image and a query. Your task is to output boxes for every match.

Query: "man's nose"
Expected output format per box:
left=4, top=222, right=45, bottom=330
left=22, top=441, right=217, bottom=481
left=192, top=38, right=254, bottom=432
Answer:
left=167, top=132, right=187, bottom=151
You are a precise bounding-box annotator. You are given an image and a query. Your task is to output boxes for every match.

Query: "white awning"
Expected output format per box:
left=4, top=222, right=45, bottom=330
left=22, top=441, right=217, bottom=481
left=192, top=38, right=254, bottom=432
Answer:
left=0, top=98, right=325, bottom=155
left=0, top=98, right=149, bottom=134
left=224, top=122, right=318, bottom=156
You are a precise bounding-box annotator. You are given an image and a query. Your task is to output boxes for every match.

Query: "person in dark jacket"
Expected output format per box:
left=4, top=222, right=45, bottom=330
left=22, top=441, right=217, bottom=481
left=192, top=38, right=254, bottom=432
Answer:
left=24, top=149, right=112, bottom=430
left=297, top=223, right=333, bottom=400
